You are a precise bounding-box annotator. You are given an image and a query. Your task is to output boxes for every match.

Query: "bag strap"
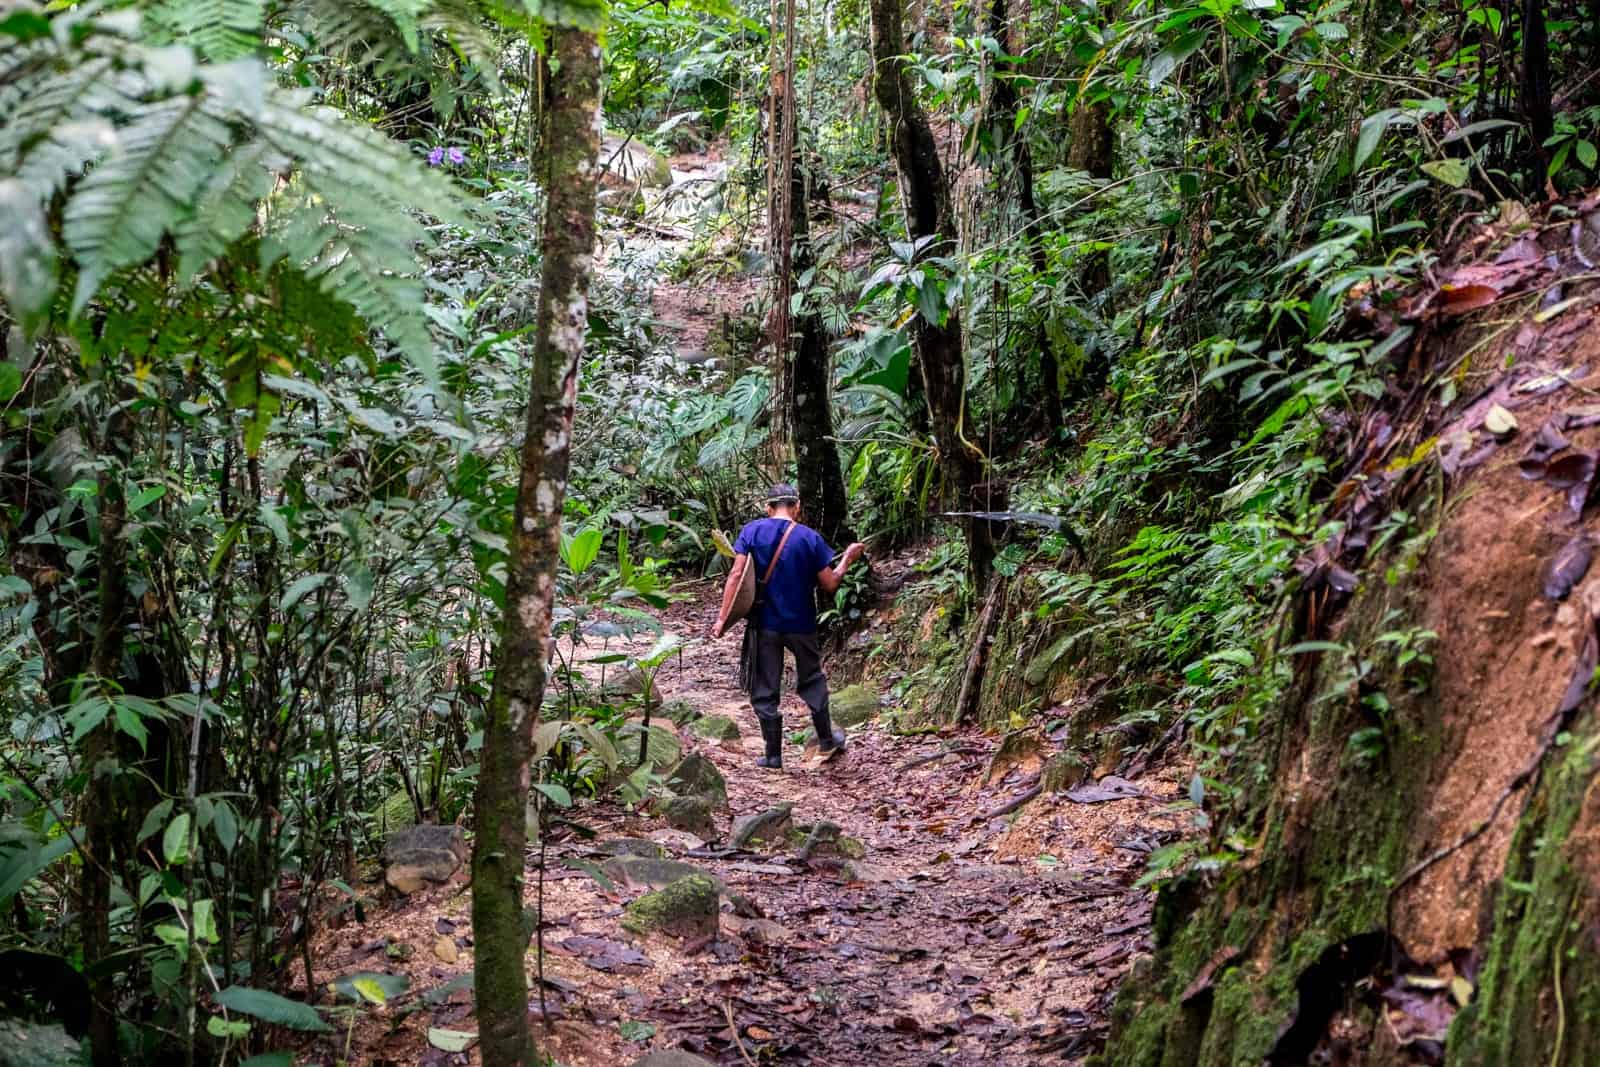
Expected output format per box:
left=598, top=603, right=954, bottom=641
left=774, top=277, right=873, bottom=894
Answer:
left=761, top=520, right=798, bottom=586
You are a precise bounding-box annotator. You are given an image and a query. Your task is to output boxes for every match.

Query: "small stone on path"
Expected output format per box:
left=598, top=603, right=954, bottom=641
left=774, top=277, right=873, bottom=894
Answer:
left=629, top=1051, right=717, bottom=1067
left=658, top=795, right=716, bottom=838
left=690, top=714, right=741, bottom=744
left=382, top=824, right=467, bottom=895
left=433, top=935, right=459, bottom=963
left=664, top=753, right=727, bottom=808
left=730, top=803, right=794, bottom=849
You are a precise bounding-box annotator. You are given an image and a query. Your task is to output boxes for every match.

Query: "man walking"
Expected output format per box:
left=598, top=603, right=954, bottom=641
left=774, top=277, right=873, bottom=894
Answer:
left=711, top=485, right=866, bottom=768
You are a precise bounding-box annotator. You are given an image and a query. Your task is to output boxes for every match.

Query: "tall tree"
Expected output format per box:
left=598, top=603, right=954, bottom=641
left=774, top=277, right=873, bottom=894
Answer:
left=868, top=0, right=993, bottom=583
left=770, top=58, right=852, bottom=545
left=470, top=18, right=605, bottom=1066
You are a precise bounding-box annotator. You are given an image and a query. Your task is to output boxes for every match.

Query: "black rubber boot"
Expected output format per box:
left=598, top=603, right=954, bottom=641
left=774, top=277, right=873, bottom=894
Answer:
left=756, top=717, right=783, bottom=769
left=812, top=707, right=847, bottom=754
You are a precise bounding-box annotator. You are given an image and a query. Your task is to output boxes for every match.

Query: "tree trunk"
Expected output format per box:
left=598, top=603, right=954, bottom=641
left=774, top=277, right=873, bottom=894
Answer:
left=867, top=0, right=992, bottom=584
left=84, top=414, right=130, bottom=1067
left=781, top=138, right=852, bottom=546
left=470, top=23, right=604, bottom=1067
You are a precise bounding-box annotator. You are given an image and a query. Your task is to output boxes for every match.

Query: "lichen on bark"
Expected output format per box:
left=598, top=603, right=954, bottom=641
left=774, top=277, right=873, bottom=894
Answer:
left=469, top=19, right=605, bottom=1067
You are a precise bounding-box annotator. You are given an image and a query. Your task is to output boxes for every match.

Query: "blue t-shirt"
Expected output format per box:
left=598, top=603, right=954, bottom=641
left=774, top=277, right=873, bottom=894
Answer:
left=733, top=517, right=834, bottom=633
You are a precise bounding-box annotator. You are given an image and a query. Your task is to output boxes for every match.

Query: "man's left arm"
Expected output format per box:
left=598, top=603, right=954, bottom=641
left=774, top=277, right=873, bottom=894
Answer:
left=817, top=540, right=866, bottom=595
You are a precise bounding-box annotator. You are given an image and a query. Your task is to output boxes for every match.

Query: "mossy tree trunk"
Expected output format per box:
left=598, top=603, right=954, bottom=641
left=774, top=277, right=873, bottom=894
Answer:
left=868, top=0, right=993, bottom=585
left=470, top=22, right=604, bottom=1067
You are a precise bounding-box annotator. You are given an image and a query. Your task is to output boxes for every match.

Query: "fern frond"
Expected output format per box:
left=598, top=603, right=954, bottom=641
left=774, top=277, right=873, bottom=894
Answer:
left=148, top=0, right=266, bottom=61
left=175, top=142, right=276, bottom=282
left=61, top=92, right=233, bottom=309
left=0, top=57, right=115, bottom=170
left=421, top=0, right=502, bottom=83
left=256, top=93, right=466, bottom=222
left=285, top=0, right=417, bottom=74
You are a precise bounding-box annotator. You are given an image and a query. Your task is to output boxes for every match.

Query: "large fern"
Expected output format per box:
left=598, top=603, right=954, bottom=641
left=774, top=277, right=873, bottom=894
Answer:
left=0, top=5, right=469, bottom=378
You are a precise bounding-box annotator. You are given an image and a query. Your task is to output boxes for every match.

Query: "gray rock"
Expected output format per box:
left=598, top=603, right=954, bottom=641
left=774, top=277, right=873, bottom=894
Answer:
left=595, top=837, right=668, bottom=859
left=602, top=855, right=722, bottom=892
left=616, top=723, right=682, bottom=769
left=1043, top=751, right=1090, bottom=794
left=620, top=874, right=719, bottom=940
left=664, top=752, right=727, bottom=808
left=662, top=700, right=702, bottom=727
left=659, top=795, right=716, bottom=837
left=690, top=714, right=742, bottom=744
left=730, top=803, right=794, bottom=849
left=0, top=1020, right=83, bottom=1067
left=630, top=1049, right=718, bottom=1067
left=382, top=824, right=466, bottom=894
left=829, top=685, right=880, bottom=728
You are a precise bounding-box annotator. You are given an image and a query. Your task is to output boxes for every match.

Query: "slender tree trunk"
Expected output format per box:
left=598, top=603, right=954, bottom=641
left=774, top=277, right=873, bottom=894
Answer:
left=84, top=412, right=130, bottom=1067
left=470, top=23, right=604, bottom=1067
left=868, top=0, right=992, bottom=584
left=782, top=143, right=852, bottom=545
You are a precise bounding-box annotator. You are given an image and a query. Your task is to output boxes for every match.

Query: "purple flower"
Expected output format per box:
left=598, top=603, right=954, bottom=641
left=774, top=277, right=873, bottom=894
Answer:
left=447, top=147, right=465, bottom=165
left=427, top=146, right=444, bottom=166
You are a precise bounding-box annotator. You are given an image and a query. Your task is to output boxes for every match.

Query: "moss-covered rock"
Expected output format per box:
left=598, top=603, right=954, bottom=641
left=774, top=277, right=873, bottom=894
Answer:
left=730, top=803, right=794, bottom=849
left=621, top=873, right=719, bottom=939
left=658, top=794, right=716, bottom=838
left=603, top=855, right=722, bottom=891
left=0, top=1020, right=84, bottom=1067
left=382, top=824, right=467, bottom=894
left=595, top=837, right=668, bottom=859
left=1042, top=751, right=1090, bottom=793
left=791, top=820, right=867, bottom=861
left=664, top=753, right=727, bottom=808
left=690, top=714, right=741, bottom=744
left=616, top=722, right=681, bottom=769
left=662, top=700, right=702, bottom=727
left=830, top=685, right=880, bottom=728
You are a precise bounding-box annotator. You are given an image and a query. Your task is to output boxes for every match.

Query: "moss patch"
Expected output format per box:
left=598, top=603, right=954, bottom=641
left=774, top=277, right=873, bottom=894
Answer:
left=621, top=874, right=719, bottom=940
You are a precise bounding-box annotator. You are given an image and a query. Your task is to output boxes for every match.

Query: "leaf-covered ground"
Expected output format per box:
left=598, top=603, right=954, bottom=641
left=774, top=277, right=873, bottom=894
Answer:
left=303, top=583, right=1189, bottom=1065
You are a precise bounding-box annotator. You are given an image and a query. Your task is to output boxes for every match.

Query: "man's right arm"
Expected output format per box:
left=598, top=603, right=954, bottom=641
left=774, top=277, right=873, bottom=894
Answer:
left=711, top=553, right=750, bottom=639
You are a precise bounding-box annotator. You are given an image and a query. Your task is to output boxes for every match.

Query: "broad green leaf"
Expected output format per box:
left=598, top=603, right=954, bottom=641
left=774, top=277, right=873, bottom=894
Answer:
left=331, top=972, right=409, bottom=1004
left=1353, top=108, right=1400, bottom=172
left=114, top=699, right=150, bottom=752
left=213, top=986, right=333, bottom=1032
left=212, top=799, right=239, bottom=853
left=1145, top=29, right=1209, bottom=89
left=138, top=798, right=176, bottom=843
left=1281, top=640, right=1349, bottom=656
left=565, top=527, right=603, bottom=575
left=258, top=504, right=290, bottom=546
left=279, top=573, right=328, bottom=612
left=164, top=812, right=192, bottom=865
left=345, top=565, right=375, bottom=611
left=0, top=363, right=23, bottom=406
left=128, top=485, right=167, bottom=514
left=1420, top=158, right=1470, bottom=188
left=532, top=782, right=573, bottom=809
left=428, top=1028, right=477, bottom=1052
left=239, top=1055, right=294, bottom=1067
left=0, top=833, right=75, bottom=904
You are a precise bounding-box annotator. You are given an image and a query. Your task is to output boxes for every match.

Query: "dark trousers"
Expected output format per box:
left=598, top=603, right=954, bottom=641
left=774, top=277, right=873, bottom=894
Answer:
left=749, top=629, right=829, bottom=726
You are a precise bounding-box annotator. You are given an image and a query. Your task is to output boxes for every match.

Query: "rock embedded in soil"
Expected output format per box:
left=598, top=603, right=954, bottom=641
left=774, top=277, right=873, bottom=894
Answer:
left=690, top=713, right=742, bottom=744
left=1042, top=750, right=1090, bottom=794
left=595, top=837, right=669, bottom=859
left=664, top=752, right=728, bottom=808
left=620, top=873, right=720, bottom=940
left=982, top=729, right=1045, bottom=786
left=629, top=1051, right=718, bottom=1067
left=658, top=795, right=717, bottom=838
left=662, top=700, right=702, bottom=727
left=602, top=855, right=724, bottom=892
left=829, top=684, right=880, bottom=728
left=381, top=824, right=467, bottom=895
left=730, top=803, right=794, bottom=849
left=616, top=722, right=682, bottom=769
left=0, top=1019, right=83, bottom=1067
left=790, top=820, right=867, bottom=862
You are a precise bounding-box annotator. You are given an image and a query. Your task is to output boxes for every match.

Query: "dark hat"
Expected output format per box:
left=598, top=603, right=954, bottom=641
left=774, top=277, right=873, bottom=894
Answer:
left=766, top=483, right=800, bottom=504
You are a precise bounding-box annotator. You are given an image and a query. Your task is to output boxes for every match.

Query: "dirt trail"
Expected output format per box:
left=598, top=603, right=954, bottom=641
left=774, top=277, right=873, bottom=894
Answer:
left=317, top=584, right=1183, bottom=1066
